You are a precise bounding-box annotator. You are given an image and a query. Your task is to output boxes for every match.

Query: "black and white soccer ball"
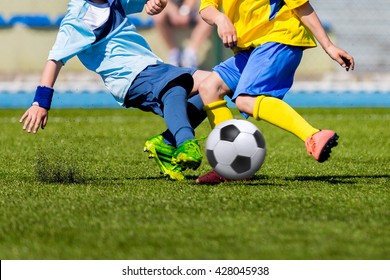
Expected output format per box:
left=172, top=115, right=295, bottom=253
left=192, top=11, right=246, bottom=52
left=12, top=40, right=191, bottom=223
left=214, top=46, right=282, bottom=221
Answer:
left=206, top=119, right=266, bottom=180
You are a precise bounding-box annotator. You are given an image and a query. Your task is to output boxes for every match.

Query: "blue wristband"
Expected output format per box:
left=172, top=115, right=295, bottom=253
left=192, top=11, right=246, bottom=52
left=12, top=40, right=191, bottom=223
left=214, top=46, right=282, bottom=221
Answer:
left=33, top=86, right=54, bottom=110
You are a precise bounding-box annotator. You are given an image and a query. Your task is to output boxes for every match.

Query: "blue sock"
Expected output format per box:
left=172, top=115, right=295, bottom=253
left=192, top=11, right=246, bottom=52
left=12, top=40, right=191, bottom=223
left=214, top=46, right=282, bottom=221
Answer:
left=187, top=93, right=206, bottom=128
left=161, top=93, right=205, bottom=146
left=161, top=86, right=194, bottom=147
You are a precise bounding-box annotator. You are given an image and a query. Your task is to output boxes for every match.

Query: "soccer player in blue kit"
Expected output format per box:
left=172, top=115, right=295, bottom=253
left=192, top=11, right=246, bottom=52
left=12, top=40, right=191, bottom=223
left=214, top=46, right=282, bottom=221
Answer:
left=19, top=0, right=210, bottom=180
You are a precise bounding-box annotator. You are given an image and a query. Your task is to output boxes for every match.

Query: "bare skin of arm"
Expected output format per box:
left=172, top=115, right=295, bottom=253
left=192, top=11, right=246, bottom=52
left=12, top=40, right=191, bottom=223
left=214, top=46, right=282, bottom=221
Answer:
left=19, top=60, right=62, bottom=134
left=200, top=5, right=237, bottom=49
left=294, top=2, right=355, bottom=71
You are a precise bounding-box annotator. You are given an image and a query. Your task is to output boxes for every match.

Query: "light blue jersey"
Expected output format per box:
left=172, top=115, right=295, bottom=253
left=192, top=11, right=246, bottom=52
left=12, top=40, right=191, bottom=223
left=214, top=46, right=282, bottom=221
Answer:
left=48, top=0, right=162, bottom=106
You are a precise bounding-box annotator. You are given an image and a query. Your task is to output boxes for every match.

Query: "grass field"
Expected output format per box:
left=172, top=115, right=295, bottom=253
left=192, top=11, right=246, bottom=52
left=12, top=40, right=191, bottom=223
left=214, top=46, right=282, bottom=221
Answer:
left=0, top=108, right=389, bottom=260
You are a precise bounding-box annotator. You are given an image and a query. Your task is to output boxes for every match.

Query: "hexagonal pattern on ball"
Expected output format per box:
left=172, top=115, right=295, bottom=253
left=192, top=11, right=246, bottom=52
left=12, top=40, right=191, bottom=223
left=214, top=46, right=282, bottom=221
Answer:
left=206, top=119, right=266, bottom=180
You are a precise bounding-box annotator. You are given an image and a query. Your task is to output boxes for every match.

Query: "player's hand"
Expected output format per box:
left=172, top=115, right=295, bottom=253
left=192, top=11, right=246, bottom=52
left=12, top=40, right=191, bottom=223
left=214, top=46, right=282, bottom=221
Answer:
left=145, top=0, right=167, bottom=15
left=215, top=13, right=237, bottom=49
left=326, top=45, right=355, bottom=71
left=19, top=105, right=49, bottom=134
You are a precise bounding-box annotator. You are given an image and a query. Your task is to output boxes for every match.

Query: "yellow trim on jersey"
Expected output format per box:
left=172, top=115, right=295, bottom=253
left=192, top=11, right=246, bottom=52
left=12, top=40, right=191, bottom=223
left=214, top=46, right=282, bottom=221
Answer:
left=200, top=0, right=317, bottom=51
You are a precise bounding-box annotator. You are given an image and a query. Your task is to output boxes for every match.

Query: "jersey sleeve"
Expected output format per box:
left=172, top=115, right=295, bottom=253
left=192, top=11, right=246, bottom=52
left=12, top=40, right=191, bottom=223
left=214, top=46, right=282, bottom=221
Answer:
left=284, top=0, right=309, bottom=10
left=48, top=15, right=96, bottom=65
left=119, top=0, right=146, bottom=15
left=199, top=0, right=220, bottom=12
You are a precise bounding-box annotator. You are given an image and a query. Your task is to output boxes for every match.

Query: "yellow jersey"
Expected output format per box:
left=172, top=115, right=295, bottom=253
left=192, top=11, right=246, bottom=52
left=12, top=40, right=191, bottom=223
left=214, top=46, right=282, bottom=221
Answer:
left=200, top=0, right=317, bottom=51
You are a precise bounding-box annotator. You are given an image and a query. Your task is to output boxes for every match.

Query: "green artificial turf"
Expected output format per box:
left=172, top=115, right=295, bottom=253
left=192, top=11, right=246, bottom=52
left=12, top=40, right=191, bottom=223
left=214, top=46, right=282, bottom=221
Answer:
left=0, top=108, right=389, bottom=259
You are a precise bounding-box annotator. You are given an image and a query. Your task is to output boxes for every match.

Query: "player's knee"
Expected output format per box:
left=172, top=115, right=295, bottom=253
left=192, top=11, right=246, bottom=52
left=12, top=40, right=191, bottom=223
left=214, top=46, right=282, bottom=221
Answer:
left=199, top=79, right=219, bottom=102
left=199, top=74, right=229, bottom=104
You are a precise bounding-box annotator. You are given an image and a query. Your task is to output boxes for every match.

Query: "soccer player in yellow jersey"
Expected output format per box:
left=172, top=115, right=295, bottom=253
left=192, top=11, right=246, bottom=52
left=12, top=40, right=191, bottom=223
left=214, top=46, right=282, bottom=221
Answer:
left=196, top=0, right=355, bottom=183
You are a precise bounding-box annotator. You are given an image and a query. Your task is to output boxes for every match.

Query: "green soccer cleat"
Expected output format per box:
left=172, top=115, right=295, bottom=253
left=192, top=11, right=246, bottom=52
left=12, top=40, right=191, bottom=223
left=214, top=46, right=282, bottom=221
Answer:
left=172, top=139, right=203, bottom=171
left=144, top=135, right=184, bottom=180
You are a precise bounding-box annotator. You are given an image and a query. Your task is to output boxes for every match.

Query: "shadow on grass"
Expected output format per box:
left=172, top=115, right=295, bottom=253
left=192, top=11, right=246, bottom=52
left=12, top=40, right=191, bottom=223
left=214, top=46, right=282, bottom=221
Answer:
left=34, top=160, right=389, bottom=187
left=185, top=174, right=281, bottom=187
left=284, top=174, right=390, bottom=184
left=185, top=174, right=389, bottom=186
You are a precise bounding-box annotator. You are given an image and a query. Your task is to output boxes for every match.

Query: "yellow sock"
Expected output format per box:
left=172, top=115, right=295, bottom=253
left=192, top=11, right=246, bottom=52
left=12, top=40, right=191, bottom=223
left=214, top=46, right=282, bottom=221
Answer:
left=203, top=100, right=234, bottom=128
left=253, top=96, right=319, bottom=141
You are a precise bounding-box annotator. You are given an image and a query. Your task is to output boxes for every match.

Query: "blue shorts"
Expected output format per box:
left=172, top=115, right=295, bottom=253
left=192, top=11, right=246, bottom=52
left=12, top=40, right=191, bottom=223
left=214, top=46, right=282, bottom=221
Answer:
left=213, top=42, right=303, bottom=101
left=124, top=63, right=195, bottom=116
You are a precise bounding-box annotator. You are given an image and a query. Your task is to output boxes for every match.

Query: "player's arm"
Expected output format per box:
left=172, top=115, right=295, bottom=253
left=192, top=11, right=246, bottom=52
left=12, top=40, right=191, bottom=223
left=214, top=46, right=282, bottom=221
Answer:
left=119, top=0, right=166, bottom=15
left=199, top=5, right=237, bottom=49
left=294, top=2, right=355, bottom=71
left=19, top=59, right=62, bottom=134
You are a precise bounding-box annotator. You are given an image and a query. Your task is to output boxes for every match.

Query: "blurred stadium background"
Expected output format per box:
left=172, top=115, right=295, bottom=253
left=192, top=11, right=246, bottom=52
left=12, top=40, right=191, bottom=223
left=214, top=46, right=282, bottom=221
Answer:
left=0, top=0, right=389, bottom=108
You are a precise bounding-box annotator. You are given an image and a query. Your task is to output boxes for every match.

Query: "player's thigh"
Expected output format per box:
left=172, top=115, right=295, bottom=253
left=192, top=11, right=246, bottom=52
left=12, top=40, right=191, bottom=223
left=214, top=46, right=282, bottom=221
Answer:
left=191, top=70, right=211, bottom=95
left=213, top=50, right=251, bottom=95
left=235, top=43, right=303, bottom=99
left=199, top=71, right=231, bottom=104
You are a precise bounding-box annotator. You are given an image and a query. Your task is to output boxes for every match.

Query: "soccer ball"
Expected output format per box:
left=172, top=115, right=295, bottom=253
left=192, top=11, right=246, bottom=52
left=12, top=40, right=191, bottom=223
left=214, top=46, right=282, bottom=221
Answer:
left=206, top=119, right=266, bottom=180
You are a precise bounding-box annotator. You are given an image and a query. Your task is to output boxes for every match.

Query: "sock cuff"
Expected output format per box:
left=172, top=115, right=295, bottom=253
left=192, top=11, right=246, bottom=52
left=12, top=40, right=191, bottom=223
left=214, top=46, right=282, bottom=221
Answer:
left=203, top=100, right=227, bottom=111
left=253, top=95, right=266, bottom=120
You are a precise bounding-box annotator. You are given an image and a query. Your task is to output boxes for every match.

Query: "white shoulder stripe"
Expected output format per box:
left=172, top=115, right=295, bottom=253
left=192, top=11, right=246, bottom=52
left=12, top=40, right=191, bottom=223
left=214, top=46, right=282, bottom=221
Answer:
left=83, top=5, right=110, bottom=30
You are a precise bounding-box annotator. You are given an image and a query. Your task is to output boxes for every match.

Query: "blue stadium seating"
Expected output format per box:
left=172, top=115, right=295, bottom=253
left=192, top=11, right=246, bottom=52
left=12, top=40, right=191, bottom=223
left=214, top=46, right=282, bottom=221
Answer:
left=127, top=16, right=154, bottom=29
left=54, top=15, right=65, bottom=27
left=4, top=13, right=154, bottom=29
left=7, top=14, right=155, bottom=29
left=0, top=14, right=10, bottom=28
left=54, top=14, right=154, bottom=29
left=9, top=14, right=55, bottom=28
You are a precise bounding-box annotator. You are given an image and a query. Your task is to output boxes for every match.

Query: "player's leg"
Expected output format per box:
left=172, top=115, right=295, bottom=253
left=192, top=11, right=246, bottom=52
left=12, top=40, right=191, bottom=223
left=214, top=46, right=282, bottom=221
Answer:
left=250, top=96, right=338, bottom=162
left=236, top=95, right=319, bottom=141
left=142, top=83, right=194, bottom=180
left=161, top=85, right=203, bottom=171
left=200, top=74, right=234, bottom=128
left=145, top=93, right=206, bottom=179
left=234, top=43, right=338, bottom=162
left=126, top=65, right=202, bottom=179
left=187, top=93, right=208, bottom=129
left=196, top=52, right=252, bottom=184
left=235, top=95, right=338, bottom=162
left=145, top=69, right=209, bottom=174
left=145, top=70, right=210, bottom=179
left=198, top=51, right=252, bottom=128
left=145, top=84, right=203, bottom=176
